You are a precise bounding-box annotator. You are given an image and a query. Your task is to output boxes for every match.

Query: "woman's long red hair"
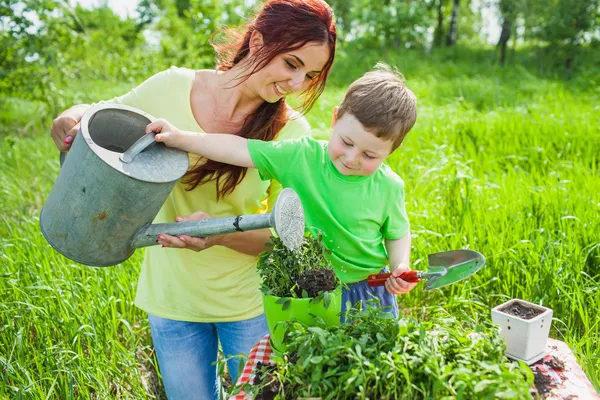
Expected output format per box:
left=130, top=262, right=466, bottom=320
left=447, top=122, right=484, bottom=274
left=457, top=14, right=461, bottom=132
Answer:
left=182, top=0, right=336, bottom=199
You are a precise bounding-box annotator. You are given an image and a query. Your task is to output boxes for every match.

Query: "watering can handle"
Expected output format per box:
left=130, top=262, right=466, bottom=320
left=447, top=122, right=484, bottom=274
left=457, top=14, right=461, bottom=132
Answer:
left=120, top=132, right=157, bottom=164
left=59, top=132, right=157, bottom=166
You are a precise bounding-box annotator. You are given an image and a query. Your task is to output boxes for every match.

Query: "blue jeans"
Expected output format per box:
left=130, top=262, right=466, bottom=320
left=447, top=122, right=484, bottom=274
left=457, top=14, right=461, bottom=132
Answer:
left=148, top=313, right=268, bottom=400
left=341, top=267, right=399, bottom=322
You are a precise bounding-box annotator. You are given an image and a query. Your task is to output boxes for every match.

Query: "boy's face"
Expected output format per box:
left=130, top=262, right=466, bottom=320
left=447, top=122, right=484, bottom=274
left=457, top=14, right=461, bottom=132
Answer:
left=328, top=108, right=394, bottom=176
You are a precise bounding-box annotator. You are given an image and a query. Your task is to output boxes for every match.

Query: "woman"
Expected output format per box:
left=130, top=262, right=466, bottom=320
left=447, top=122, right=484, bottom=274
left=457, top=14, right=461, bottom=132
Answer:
left=50, top=1, right=336, bottom=398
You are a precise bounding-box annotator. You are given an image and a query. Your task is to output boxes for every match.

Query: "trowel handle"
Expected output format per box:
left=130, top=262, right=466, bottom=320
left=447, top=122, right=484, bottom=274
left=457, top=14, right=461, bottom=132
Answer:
left=367, top=270, right=420, bottom=287
left=120, top=132, right=157, bottom=164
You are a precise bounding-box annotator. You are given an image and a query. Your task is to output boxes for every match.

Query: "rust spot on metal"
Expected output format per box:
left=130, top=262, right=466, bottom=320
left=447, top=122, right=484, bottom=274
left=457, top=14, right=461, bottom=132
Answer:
left=91, top=211, right=108, bottom=223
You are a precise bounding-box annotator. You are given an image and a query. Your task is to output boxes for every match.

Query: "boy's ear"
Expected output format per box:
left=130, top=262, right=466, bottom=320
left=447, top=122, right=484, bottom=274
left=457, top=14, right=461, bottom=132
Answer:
left=330, top=106, right=339, bottom=129
left=249, top=31, right=264, bottom=55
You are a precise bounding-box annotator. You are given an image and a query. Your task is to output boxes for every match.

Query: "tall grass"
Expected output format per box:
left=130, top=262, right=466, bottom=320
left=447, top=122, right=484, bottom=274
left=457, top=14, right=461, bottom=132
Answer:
left=1, top=47, right=599, bottom=397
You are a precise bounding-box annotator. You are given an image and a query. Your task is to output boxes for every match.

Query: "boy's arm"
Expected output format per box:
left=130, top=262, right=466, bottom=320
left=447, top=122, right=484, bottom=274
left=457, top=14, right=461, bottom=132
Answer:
left=147, top=119, right=255, bottom=168
left=384, top=232, right=416, bottom=295
left=385, top=232, right=411, bottom=270
left=176, top=132, right=255, bottom=168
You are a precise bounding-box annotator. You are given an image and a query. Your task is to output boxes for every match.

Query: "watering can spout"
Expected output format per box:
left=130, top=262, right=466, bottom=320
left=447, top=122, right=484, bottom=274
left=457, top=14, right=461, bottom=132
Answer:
left=129, top=188, right=304, bottom=251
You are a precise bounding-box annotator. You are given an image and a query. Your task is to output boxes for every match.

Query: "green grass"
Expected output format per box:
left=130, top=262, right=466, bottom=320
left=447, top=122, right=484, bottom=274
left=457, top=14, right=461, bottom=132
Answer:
left=1, top=47, right=599, bottom=397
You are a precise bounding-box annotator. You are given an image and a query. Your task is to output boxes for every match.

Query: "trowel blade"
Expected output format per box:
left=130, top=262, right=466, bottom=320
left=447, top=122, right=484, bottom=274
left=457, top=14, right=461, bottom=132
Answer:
left=424, top=250, right=486, bottom=290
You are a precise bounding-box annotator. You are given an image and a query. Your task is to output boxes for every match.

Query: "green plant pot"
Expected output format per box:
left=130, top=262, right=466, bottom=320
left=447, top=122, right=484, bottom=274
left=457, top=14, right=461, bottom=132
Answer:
left=263, top=288, right=342, bottom=353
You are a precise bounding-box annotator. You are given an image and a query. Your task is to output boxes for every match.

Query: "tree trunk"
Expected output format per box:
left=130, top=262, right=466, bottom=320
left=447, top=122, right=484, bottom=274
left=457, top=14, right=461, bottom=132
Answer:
left=497, top=17, right=512, bottom=65
left=510, top=22, right=518, bottom=59
left=446, top=0, right=460, bottom=46
left=434, top=0, right=444, bottom=47
left=565, top=56, right=573, bottom=79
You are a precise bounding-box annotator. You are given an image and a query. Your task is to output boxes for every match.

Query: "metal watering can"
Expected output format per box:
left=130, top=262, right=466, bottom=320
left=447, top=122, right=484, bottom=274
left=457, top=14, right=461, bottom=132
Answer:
left=40, top=104, right=305, bottom=267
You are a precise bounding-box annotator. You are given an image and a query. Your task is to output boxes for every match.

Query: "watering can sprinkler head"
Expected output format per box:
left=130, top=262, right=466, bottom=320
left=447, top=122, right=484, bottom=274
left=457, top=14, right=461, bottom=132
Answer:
left=270, top=188, right=305, bottom=250
left=40, top=104, right=305, bottom=267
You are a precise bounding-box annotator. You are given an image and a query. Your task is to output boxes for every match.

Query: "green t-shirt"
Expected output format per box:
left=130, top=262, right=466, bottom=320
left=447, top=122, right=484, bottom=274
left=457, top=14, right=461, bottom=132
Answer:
left=248, top=136, right=410, bottom=283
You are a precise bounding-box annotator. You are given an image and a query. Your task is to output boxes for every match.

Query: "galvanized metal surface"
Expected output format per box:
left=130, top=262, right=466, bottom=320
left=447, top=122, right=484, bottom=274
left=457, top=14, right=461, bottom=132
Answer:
left=81, top=105, right=189, bottom=183
left=120, top=131, right=157, bottom=164
left=130, top=188, right=306, bottom=250
left=41, top=104, right=189, bottom=266
left=131, top=214, right=274, bottom=248
left=40, top=129, right=182, bottom=266
left=41, top=105, right=307, bottom=266
left=271, top=187, right=304, bottom=250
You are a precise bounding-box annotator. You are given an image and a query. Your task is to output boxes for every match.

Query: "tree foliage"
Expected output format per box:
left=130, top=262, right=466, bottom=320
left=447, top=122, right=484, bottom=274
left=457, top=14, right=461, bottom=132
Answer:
left=525, top=0, right=599, bottom=76
left=1, top=0, right=598, bottom=112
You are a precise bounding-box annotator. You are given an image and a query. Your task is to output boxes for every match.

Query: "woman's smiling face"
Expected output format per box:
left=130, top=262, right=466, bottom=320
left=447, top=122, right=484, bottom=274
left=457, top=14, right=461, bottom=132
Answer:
left=247, top=37, right=331, bottom=103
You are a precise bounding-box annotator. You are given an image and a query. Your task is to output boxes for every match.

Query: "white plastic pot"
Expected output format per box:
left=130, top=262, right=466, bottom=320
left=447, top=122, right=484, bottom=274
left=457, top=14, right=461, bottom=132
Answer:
left=491, top=298, right=553, bottom=365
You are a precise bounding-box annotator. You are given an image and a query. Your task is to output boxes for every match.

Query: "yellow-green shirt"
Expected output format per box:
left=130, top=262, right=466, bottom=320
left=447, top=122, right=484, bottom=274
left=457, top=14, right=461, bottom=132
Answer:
left=107, top=66, right=311, bottom=322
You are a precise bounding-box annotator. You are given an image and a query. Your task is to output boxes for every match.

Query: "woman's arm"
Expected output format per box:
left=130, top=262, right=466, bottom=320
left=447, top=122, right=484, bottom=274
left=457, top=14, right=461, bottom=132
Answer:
left=157, top=212, right=272, bottom=256
left=217, top=229, right=273, bottom=256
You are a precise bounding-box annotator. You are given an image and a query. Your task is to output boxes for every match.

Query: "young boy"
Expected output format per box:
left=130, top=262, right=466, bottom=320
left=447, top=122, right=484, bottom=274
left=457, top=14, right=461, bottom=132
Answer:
left=151, top=63, right=418, bottom=317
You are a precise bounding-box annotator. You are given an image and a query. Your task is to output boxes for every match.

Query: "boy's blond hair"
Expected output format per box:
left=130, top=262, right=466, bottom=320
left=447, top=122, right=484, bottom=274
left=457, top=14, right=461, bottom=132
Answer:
left=337, top=62, right=417, bottom=151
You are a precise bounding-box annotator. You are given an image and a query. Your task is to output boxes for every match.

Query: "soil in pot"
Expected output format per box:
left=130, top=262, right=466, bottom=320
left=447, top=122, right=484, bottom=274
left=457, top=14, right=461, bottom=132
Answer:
left=500, top=301, right=545, bottom=319
left=294, top=269, right=337, bottom=298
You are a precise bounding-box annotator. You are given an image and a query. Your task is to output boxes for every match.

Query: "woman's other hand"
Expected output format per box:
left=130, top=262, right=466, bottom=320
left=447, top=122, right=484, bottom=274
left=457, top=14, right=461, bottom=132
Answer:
left=50, top=104, right=91, bottom=151
left=157, top=211, right=224, bottom=252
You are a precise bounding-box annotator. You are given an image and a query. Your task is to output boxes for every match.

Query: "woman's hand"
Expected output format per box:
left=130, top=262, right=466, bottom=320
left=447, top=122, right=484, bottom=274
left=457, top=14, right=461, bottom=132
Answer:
left=385, top=264, right=417, bottom=295
left=50, top=105, right=91, bottom=151
left=157, top=211, right=224, bottom=252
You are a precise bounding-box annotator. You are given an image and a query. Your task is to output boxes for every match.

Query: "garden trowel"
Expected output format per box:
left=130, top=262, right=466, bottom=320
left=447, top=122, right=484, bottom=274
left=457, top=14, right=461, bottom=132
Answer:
left=367, top=249, right=485, bottom=290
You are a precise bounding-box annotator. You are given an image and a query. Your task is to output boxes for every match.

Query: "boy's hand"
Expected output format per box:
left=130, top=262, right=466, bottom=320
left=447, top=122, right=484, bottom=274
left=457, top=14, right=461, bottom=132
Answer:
left=157, top=211, right=224, bottom=252
left=385, top=264, right=417, bottom=295
left=146, top=118, right=185, bottom=148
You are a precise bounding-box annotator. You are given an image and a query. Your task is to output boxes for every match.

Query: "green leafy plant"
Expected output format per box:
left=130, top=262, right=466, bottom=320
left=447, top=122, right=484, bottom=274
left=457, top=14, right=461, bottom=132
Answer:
left=257, top=232, right=341, bottom=302
left=247, top=305, right=534, bottom=400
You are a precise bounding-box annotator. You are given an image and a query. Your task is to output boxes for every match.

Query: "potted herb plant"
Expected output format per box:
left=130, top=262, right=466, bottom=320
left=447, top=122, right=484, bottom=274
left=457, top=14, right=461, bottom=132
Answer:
left=491, top=298, right=553, bottom=364
left=244, top=306, right=533, bottom=400
left=258, top=232, right=342, bottom=352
